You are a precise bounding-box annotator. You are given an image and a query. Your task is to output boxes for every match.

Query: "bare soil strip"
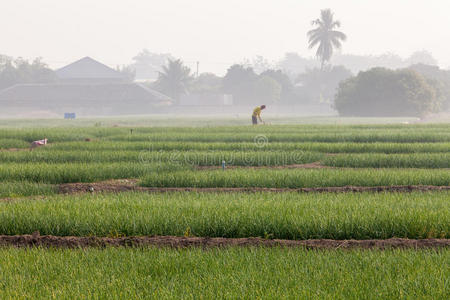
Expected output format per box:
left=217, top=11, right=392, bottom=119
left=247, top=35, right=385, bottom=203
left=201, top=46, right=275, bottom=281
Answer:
left=0, top=234, right=448, bottom=249
left=58, top=180, right=450, bottom=194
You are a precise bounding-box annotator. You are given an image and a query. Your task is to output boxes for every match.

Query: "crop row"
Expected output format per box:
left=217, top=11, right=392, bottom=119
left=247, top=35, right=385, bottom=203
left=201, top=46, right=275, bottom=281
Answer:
left=2, top=149, right=449, bottom=169
left=141, top=168, right=450, bottom=188
left=0, top=247, right=447, bottom=299
left=0, top=139, right=30, bottom=149
left=0, top=150, right=324, bottom=166
left=1, top=124, right=449, bottom=143
left=5, top=149, right=445, bottom=169
left=0, top=182, right=56, bottom=198
left=46, top=141, right=450, bottom=153
left=107, top=132, right=450, bottom=143
left=323, top=153, right=450, bottom=168
left=1, top=163, right=449, bottom=186
left=1, top=192, right=448, bottom=239
left=1, top=163, right=448, bottom=185
left=0, top=163, right=187, bottom=184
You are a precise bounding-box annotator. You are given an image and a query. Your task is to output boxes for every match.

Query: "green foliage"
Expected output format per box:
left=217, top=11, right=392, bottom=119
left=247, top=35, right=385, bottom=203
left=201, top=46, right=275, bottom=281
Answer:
left=0, top=181, right=56, bottom=198
left=0, top=163, right=187, bottom=184
left=0, top=124, right=449, bottom=184
left=0, top=138, right=29, bottom=149
left=141, top=168, right=450, bottom=188
left=410, top=63, right=450, bottom=110
left=0, top=192, right=448, bottom=239
left=324, top=153, right=450, bottom=168
left=99, top=128, right=450, bottom=143
left=0, top=247, right=448, bottom=299
left=48, top=141, right=450, bottom=153
left=335, top=68, right=438, bottom=117
left=0, top=150, right=324, bottom=166
left=0, top=122, right=448, bottom=300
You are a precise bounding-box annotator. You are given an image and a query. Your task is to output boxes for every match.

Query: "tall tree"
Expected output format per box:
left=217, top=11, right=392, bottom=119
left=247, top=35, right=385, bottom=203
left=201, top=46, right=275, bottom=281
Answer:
left=222, top=64, right=257, bottom=105
left=155, top=59, right=193, bottom=103
left=308, top=9, right=346, bottom=69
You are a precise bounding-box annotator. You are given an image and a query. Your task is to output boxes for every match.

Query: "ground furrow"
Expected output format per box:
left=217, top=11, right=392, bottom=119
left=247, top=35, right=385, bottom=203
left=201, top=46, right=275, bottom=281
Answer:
left=1, top=234, right=449, bottom=249
left=57, top=181, right=450, bottom=194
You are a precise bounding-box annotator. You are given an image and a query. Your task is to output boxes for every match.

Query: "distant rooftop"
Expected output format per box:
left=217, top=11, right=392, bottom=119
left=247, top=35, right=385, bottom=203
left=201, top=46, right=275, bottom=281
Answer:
left=55, top=57, right=126, bottom=79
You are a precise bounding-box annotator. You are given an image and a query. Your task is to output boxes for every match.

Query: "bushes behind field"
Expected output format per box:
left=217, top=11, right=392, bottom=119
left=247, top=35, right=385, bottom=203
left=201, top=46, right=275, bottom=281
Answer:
left=335, top=68, right=441, bottom=117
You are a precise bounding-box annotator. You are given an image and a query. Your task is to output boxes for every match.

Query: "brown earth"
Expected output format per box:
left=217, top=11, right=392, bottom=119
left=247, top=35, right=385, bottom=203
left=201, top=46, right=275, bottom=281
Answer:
left=58, top=180, right=450, bottom=195
left=0, top=234, right=448, bottom=249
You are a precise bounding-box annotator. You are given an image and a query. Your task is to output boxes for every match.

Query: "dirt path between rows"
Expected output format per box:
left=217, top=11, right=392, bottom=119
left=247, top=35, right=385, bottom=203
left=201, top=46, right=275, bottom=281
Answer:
left=58, top=180, right=450, bottom=194
left=0, top=234, right=448, bottom=249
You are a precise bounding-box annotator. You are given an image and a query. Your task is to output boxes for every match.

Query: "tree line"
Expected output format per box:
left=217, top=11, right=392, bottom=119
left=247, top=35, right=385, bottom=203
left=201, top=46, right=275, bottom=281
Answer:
left=0, top=9, right=448, bottom=116
left=0, top=55, right=56, bottom=90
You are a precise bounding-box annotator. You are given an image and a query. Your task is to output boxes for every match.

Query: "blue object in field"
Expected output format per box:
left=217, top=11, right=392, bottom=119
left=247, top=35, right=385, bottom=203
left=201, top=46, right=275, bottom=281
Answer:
left=222, top=160, right=226, bottom=170
left=64, top=113, right=76, bottom=119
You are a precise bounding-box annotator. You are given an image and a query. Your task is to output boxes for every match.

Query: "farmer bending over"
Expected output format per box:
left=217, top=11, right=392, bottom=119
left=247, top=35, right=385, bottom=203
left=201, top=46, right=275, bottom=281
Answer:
left=252, top=105, right=266, bottom=125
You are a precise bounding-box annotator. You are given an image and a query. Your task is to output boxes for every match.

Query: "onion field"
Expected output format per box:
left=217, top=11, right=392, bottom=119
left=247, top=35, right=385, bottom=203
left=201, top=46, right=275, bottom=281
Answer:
left=0, top=122, right=448, bottom=298
left=0, top=247, right=447, bottom=299
left=1, top=192, right=448, bottom=239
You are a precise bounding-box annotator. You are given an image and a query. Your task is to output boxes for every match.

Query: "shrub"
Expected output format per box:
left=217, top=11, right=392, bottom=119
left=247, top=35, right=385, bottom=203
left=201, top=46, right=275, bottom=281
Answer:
left=335, top=68, right=438, bottom=117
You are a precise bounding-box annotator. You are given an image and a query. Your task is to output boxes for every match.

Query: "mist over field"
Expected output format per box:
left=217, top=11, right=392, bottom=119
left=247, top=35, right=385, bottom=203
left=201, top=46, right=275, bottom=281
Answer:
left=0, top=1, right=449, bottom=121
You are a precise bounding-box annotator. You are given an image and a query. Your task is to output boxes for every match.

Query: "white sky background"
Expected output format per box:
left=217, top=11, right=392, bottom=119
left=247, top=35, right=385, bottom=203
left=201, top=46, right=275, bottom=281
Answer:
left=1, top=0, right=449, bottom=75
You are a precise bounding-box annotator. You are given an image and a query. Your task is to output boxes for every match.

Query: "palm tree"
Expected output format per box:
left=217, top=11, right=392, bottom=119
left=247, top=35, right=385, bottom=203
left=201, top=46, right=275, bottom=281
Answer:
left=156, top=59, right=193, bottom=103
left=308, top=9, right=347, bottom=70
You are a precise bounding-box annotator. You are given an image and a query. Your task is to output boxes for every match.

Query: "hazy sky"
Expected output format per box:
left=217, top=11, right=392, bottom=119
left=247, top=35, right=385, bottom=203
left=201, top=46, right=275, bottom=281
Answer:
left=1, top=0, right=449, bottom=74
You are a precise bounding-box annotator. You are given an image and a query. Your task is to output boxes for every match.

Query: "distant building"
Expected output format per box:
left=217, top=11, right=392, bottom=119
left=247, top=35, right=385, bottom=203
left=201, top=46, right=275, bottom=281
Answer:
left=56, top=57, right=128, bottom=84
left=0, top=57, right=172, bottom=116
